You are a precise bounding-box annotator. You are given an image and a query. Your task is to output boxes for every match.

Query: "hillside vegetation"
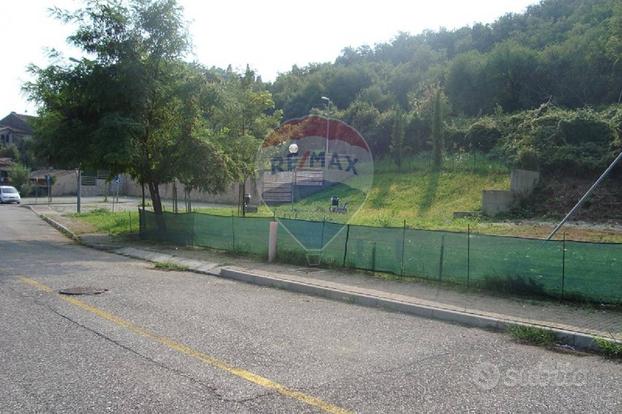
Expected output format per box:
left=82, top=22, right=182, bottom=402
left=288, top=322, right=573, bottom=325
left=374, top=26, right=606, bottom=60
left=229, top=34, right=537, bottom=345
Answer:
left=287, top=155, right=509, bottom=228
left=269, top=0, right=622, bottom=188
left=199, top=154, right=508, bottom=227
left=272, top=0, right=622, bottom=120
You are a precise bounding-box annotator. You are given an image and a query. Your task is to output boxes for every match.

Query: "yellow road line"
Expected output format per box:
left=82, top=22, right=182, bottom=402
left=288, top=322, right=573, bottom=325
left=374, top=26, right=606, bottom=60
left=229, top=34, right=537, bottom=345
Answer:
left=19, top=277, right=351, bottom=414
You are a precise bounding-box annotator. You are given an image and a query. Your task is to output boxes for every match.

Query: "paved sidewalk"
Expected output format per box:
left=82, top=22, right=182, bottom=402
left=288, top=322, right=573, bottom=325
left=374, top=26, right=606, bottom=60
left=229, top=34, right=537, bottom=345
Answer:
left=28, top=204, right=622, bottom=346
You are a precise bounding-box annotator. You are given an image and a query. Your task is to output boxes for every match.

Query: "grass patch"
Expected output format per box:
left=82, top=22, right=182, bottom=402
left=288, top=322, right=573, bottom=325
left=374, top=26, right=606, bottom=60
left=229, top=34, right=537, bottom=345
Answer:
left=185, top=152, right=622, bottom=242
left=195, top=153, right=509, bottom=230
left=507, top=325, right=557, bottom=347
left=153, top=261, right=190, bottom=271
left=595, top=337, right=622, bottom=360
left=71, top=208, right=139, bottom=236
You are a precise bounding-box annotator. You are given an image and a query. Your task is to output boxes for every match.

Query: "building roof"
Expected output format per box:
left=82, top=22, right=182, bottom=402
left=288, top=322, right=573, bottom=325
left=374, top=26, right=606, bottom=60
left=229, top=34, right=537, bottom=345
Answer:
left=0, top=112, right=35, bottom=135
left=0, top=157, right=14, bottom=168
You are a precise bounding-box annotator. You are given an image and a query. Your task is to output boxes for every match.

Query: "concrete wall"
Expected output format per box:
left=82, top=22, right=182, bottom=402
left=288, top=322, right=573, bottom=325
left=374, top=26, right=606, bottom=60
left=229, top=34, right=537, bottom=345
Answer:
left=47, top=173, right=113, bottom=197
left=35, top=170, right=258, bottom=205
left=510, top=169, right=540, bottom=197
left=51, top=173, right=77, bottom=196
left=123, top=176, right=259, bottom=205
left=481, top=169, right=539, bottom=216
left=482, top=190, right=514, bottom=216
left=80, top=178, right=114, bottom=197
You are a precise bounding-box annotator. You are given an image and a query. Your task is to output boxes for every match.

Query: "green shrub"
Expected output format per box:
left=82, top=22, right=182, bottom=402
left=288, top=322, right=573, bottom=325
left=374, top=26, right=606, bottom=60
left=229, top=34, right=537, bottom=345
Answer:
left=0, top=144, right=20, bottom=160
left=466, top=118, right=501, bottom=152
left=9, top=163, right=31, bottom=194
left=497, top=105, right=621, bottom=174
left=595, top=337, right=622, bottom=360
left=514, top=145, right=540, bottom=170
left=154, top=261, right=189, bottom=271
left=444, top=125, right=469, bottom=152
left=508, top=325, right=556, bottom=346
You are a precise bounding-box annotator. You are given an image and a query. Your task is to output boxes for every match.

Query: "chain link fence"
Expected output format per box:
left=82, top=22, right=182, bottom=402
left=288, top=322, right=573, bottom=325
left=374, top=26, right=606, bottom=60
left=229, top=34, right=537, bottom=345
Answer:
left=139, top=209, right=622, bottom=304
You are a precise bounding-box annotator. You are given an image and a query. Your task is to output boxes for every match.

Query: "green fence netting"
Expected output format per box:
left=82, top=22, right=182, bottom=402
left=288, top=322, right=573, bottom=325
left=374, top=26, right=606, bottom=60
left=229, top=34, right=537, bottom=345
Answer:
left=139, top=209, right=622, bottom=304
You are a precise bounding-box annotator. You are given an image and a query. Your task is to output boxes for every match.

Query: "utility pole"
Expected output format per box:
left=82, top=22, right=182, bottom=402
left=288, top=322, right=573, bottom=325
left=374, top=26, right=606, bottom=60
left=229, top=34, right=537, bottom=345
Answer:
left=76, top=167, right=81, bottom=214
left=321, top=96, right=331, bottom=170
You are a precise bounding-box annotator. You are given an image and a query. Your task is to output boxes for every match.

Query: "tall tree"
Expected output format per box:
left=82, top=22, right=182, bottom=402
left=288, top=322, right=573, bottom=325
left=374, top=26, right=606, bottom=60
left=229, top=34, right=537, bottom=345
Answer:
left=431, top=89, right=444, bottom=169
left=389, top=108, right=408, bottom=171
left=26, top=0, right=195, bottom=217
left=209, top=66, right=282, bottom=212
left=173, top=64, right=235, bottom=212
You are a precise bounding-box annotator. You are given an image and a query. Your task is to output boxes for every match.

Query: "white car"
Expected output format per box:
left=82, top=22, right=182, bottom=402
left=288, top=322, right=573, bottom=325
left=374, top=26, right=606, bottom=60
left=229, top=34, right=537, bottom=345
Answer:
left=0, top=186, right=21, bottom=204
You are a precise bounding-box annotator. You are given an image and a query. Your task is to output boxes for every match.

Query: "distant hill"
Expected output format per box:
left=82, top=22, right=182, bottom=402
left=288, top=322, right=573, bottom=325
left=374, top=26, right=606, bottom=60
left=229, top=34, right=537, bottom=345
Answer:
left=271, top=0, right=622, bottom=120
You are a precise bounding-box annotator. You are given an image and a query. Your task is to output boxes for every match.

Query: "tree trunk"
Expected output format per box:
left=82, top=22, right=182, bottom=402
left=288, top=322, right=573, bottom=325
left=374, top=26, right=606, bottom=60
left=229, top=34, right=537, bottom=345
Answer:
left=185, top=188, right=192, bottom=213
left=432, top=90, right=443, bottom=170
left=172, top=181, right=178, bottom=213
left=241, top=180, right=247, bottom=217
left=148, top=181, right=163, bottom=214
left=141, top=181, right=145, bottom=210
left=147, top=181, right=166, bottom=232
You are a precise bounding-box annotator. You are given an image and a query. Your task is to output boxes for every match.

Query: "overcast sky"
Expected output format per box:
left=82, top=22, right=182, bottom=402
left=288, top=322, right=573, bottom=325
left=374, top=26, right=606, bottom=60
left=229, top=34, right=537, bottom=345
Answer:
left=0, top=0, right=538, bottom=117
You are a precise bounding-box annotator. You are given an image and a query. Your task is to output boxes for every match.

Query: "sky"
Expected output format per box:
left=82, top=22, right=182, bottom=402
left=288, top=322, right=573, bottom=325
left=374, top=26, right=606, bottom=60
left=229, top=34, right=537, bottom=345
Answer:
left=0, top=0, right=538, bottom=117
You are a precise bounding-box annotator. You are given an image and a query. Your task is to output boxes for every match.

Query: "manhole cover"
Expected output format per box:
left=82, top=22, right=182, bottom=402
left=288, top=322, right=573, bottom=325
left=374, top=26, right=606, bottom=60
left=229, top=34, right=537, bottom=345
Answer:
left=58, top=287, right=108, bottom=296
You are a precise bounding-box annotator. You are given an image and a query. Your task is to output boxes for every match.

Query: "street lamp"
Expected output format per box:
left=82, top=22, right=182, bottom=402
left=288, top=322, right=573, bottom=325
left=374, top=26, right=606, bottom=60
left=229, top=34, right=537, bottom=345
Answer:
left=75, top=167, right=81, bottom=213
left=320, top=96, right=331, bottom=171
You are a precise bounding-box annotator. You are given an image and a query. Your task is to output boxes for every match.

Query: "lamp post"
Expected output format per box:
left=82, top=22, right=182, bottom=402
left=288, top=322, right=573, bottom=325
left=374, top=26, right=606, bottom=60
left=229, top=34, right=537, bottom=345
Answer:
left=321, top=96, right=331, bottom=170
left=289, top=143, right=298, bottom=212
left=75, top=167, right=81, bottom=214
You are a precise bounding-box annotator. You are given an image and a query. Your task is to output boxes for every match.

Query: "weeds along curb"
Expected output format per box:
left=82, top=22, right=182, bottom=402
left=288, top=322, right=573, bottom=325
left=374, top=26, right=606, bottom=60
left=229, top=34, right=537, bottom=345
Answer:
left=219, top=267, right=622, bottom=355
left=29, top=205, right=622, bottom=357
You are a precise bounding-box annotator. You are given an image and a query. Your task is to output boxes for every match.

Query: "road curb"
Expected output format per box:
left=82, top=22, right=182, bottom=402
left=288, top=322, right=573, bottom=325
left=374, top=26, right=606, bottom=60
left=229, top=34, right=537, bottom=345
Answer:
left=28, top=206, right=620, bottom=355
left=22, top=205, right=80, bottom=241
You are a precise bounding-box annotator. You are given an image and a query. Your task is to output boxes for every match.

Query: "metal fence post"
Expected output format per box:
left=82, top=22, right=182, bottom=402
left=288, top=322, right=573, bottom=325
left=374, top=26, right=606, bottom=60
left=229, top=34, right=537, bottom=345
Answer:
left=320, top=217, right=326, bottom=249
left=438, top=235, right=445, bottom=281
left=561, top=233, right=566, bottom=300
left=467, top=224, right=471, bottom=288
left=138, top=208, right=144, bottom=239
left=400, top=220, right=406, bottom=277
left=191, top=212, right=196, bottom=246
left=342, top=224, right=350, bottom=267
left=371, top=242, right=377, bottom=272
left=231, top=213, right=235, bottom=251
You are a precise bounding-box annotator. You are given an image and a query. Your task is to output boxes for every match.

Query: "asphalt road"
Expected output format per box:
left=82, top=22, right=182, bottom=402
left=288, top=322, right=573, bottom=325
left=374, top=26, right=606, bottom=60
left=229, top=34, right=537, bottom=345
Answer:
left=1, top=204, right=621, bottom=413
